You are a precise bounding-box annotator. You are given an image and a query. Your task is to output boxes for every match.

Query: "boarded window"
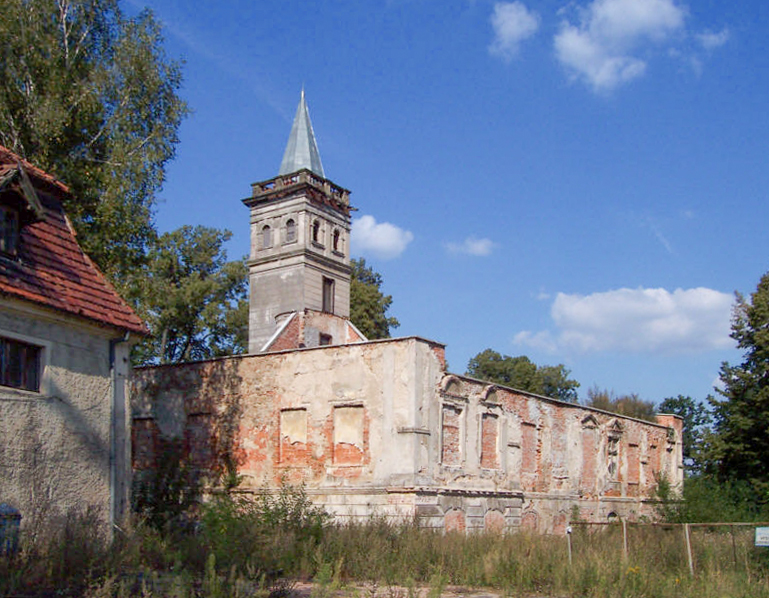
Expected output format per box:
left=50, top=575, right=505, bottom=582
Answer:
left=480, top=413, right=499, bottom=469
left=0, top=336, right=41, bottom=392
left=280, top=409, right=309, bottom=464
left=521, top=423, right=537, bottom=474
left=132, top=419, right=158, bottom=470
left=441, top=405, right=462, bottom=466
left=186, top=414, right=214, bottom=469
left=333, top=406, right=364, bottom=465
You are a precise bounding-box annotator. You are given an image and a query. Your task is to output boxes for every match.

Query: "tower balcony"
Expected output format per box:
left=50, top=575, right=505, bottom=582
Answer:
left=246, top=168, right=351, bottom=214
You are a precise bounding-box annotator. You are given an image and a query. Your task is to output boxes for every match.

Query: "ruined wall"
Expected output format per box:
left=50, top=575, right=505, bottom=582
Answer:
left=131, top=338, right=681, bottom=533
left=0, top=300, right=132, bottom=533
left=436, top=375, right=683, bottom=533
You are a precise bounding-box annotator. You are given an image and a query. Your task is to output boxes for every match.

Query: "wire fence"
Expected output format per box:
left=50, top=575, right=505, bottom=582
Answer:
left=568, top=520, right=769, bottom=576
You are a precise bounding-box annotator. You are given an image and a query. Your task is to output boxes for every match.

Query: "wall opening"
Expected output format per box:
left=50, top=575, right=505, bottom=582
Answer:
left=322, top=277, right=335, bottom=313
left=441, top=404, right=463, bottom=466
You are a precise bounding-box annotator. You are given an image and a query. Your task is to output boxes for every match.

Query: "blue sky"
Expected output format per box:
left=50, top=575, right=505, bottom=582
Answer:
left=126, top=0, right=769, bottom=405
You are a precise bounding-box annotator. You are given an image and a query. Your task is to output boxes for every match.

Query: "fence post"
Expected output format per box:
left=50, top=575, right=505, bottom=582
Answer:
left=684, top=524, right=694, bottom=577
left=622, top=519, right=628, bottom=561
left=730, top=525, right=738, bottom=566
left=567, top=525, right=573, bottom=566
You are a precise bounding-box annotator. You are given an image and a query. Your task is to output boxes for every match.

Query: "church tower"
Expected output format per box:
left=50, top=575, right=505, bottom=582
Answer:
left=244, top=91, right=364, bottom=353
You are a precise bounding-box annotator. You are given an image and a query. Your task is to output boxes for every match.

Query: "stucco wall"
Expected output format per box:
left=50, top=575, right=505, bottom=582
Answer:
left=131, top=337, right=682, bottom=533
left=0, top=300, right=132, bottom=533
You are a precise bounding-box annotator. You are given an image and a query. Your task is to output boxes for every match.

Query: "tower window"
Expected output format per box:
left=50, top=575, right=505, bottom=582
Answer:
left=261, top=225, right=272, bottom=249
left=333, top=229, right=341, bottom=252
left=285, top=219, right=296, bottom=243
left=322, top=277, right=335, bottom=313
left=312, top=220, right=322, bottom=245
left=0, top=336, right=41, bottom=392
left=0, top=206, right=20, bottom=255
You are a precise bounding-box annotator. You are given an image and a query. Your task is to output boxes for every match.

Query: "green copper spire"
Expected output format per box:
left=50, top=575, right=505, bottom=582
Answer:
left=278, top=89, right=325, bottom=178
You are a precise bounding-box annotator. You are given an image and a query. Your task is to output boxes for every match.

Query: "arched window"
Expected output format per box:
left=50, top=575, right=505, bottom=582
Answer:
left=285, top=219, right=296, bottom=243
left=312, top=220, right=321, bottom=244
left=261, top=224, right=272, bottom=249
left=333, top=229, right=341, bottom=252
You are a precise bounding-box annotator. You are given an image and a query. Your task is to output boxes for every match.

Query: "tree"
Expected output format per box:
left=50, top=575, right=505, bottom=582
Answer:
left=349, top=258, right=399, bottom=339
left=0, top=0, right=186, bottom=285
left=658, top=395, right=712, bottom=474
left=585, top=387, right=657, bottom=422
left=132, top=226, right=248, bottom=365
left=705, top=271, right=769, bottom=499
left=466, top=349, right=580, bottom=403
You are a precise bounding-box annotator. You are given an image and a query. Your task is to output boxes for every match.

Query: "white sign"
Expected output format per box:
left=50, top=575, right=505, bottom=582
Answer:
left=755, top=527, right=769, bottom=547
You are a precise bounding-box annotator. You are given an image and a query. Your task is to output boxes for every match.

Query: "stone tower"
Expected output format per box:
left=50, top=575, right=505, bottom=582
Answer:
left=244, top=91, right=364, bottom=353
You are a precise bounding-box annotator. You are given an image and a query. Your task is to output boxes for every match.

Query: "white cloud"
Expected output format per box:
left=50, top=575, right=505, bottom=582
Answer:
left=489, top=2, right=540, bottom=61
left=351, top=215, right=413, bottom=260
left=445, top=237, right=496, bottom=256
left=697, top=28, right=730, bottom=50
left=554, top=0, right=686, bottom=92
left=514, top=287, right=734, bottom=354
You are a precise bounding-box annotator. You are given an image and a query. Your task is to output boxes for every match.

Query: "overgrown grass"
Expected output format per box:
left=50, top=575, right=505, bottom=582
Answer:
left=3, top=487, right=769, bottom=597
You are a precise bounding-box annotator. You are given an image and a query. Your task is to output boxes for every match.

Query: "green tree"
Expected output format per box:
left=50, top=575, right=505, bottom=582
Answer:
left=585, top=386, right=657, bottom=422
left=133, top=226, right=248, bottom=365
left=705, top=271, right=769, bottom=500
left=0, top=0, right=186, bottom=285
left=350, top=258, right=399, bottom=339
left=658, top=395, right=712, bottom=474
left=466, top=349, right=580, bottom=403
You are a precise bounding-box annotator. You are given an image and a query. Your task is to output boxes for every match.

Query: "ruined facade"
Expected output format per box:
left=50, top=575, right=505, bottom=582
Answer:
left=131, top=93, right=683, bottom=533
left=132, top=337, right=682, bottom=533
left=0, top=146, right=146, bottom=532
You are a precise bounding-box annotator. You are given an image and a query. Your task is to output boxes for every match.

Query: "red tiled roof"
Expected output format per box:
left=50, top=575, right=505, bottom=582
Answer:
left=0, top=146, right=148, bottom=335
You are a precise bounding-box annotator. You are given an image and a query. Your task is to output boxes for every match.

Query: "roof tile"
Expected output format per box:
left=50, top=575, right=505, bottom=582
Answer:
left=0, top=146, right=147, bottom=335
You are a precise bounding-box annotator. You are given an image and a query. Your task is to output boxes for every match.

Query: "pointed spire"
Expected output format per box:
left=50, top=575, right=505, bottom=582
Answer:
left=278, top=89, right=325, bottom=178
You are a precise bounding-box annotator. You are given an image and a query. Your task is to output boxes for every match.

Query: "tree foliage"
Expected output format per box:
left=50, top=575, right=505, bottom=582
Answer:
left=466, top=349, right=580, bottom=403
left=705, top=271, right=769, bottom=499
left=585, top=386, right=657, bottom=422
left=349, top=258, right=399, bottom=340
left=132, top=226, right=248, bottom=365
left=658, top=395, right=712, bottom=474
left=0, top=0, right=187, bottom=284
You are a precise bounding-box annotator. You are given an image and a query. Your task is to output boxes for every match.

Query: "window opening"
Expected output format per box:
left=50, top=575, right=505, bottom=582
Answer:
left=322, top=277, right=335, bottom=313
left=0, top=336, right=41, bottom=392
left=261, top=225, right=272, bottom=249
left=285, top=219, right=296, bottom=243
left=441, top=404, right=462, bottom=466
left=333, top=229, right=341, bottom=252
left=319, top=333, right=332, bottom=346
left=312, top=220, right=321, bottom=244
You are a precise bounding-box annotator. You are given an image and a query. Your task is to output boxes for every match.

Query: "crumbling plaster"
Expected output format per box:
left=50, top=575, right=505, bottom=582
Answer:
left=131, top=336, right=682, bottom=533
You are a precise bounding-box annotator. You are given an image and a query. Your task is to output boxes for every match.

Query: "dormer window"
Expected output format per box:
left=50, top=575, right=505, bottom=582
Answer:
left=0, top=205, right=19, bottom=255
